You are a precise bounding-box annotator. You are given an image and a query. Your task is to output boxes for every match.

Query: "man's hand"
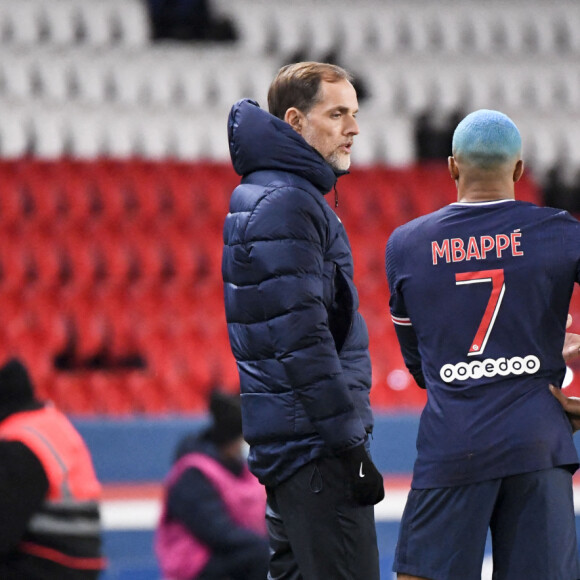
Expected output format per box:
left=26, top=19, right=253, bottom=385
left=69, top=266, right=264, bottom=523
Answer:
left=549, top=384, right=580, bottom=433
left=563, top=314, right=580, bottom=362
left=340, top=444, right=385, bottom=506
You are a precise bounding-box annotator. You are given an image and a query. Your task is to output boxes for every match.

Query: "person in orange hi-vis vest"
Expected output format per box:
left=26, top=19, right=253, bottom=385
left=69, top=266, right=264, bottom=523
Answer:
left=0, top=358, right=105, bottom=579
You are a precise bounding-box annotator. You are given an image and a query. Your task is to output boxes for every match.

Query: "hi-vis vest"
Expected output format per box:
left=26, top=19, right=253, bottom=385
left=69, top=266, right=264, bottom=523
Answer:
left=0, top=405, right=106, bottom=571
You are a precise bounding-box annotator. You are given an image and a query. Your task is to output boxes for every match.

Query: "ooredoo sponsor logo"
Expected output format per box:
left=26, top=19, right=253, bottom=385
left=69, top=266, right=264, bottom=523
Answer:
left=440, top=355, right=540, bottom=383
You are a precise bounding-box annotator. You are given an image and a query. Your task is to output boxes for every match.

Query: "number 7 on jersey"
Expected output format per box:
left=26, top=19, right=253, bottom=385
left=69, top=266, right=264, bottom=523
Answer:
left=455, top=269, right=505, bottom=357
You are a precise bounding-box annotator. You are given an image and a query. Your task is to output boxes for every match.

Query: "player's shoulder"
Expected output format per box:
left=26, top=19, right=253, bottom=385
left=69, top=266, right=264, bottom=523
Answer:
left=389, top=206, right=448, bottom=240
left=521, top=202, right=580, bottom=229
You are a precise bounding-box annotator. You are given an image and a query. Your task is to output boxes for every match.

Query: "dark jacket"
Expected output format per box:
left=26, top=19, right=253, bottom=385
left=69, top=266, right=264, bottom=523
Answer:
left=222, top=99, right=373, bottom=487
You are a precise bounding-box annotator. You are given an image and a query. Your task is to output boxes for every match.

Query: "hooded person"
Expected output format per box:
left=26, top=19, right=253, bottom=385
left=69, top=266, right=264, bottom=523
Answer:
left=0, top=359, right=105, bottom=579
left=155, top=390, right=268, bottom=580
left=222, top=62, right=384, bottom=579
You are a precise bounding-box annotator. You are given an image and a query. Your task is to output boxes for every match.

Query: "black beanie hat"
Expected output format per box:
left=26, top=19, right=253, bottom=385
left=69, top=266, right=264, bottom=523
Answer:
left=207, top=390, right=243, bottom=446
left=0, top=359, right=37, bottom=411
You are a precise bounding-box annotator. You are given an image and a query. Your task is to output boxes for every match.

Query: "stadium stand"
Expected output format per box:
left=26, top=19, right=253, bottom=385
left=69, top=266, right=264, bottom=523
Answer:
left=0, top=0, right=579, bottom=417
left=0, top=0, right=578, bottom=168
left=1, top=2, right=580, bottom=579
left=0, top=157, right=545, bottom=416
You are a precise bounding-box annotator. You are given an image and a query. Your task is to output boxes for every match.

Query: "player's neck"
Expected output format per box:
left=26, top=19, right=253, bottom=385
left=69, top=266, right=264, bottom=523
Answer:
left=457, top=191, right=515, bottom=203
left=456, top=182, right=515, bottom=203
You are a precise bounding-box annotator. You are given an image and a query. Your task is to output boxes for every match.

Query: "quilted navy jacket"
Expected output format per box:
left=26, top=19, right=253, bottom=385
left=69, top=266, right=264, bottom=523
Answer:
left=222, top=99, right=373, bottom=487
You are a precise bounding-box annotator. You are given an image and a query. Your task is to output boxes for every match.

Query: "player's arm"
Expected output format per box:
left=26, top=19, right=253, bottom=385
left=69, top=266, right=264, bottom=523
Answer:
left=393, top=324, right=425, bottom=389
left=549, top=385, right=580, bottom=433
left=386, top=234, right=425, bottom=389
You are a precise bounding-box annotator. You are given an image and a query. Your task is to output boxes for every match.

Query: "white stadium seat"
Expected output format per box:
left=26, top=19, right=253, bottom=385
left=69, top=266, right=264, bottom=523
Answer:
left=134, top=109, right=174, bottom=160
left=101, top=106, right=138, bottom=158
left=76, top=1, right=115, bottom=47
left=69, top=49, right=112, bottom=104
left=28, top=103, right=68, bottom=158
left=0, top=0, right=576, bottom=181
left=0, top=50, right=36, bottom=100
left=113, top=0, right=151, bottom=47
left=65, top=104, right=106, bottom=158
left=31, top=48, right=74, bottom=102
left=1, top=0, right=42, bottom=46
left=0, top=100, right=30, bottom=157
left=38, top=0, right=79, bottom=46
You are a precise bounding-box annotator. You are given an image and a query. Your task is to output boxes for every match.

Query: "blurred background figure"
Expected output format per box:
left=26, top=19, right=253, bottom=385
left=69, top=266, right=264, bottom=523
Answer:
left=542, top=163, right=580, bottom=215
left=0, top=358, right=105, bottom=580
left=155, top=390, right=268, bottom=580
left=147, top=0, right=237, bottom=42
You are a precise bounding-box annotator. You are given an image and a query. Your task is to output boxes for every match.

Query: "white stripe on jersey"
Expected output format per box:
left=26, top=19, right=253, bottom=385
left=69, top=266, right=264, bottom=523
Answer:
left=391, top=314, right=412, bottom=326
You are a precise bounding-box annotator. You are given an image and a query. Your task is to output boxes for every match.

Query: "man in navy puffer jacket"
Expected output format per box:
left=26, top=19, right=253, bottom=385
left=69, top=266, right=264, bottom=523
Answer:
left=222, top=62, right=384, bottom=579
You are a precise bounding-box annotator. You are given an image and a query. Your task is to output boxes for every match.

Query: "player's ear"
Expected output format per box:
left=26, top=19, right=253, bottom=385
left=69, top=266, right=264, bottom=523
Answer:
left=448, top=156, right=459, bottom=180
left=284, top=108, right=304, bottom=134
left=513, top=159, right=524, bottom=183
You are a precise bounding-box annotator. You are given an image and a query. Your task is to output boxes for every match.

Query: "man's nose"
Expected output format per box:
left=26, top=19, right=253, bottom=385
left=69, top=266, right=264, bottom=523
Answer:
left=347, top=115, right=359, bottom=135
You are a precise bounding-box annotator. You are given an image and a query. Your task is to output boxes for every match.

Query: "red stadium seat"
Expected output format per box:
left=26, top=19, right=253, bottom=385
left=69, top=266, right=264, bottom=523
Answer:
left=0, top=159, right=541, bottom=415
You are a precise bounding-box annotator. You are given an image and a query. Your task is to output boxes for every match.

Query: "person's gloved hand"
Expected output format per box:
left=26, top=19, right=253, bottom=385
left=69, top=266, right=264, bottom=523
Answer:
left=340, top=444, right=385, bottom=506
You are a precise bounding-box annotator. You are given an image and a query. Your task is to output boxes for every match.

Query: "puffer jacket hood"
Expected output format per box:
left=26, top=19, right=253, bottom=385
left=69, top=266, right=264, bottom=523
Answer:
left=227, top=98, right=338, bottom=194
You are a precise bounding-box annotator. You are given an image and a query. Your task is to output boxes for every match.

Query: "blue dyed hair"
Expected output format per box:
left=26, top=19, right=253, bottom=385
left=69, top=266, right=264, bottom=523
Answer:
left=452, top=109, right=522, bottom=168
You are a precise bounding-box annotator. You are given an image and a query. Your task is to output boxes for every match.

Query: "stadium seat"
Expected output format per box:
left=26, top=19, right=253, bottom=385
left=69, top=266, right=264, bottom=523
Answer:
left=0, top=0, right=42, bottom=46
left=30, top=48, right=73, bottom=102
left=337, top=4, right=377, bottom=57
left=50, top=372, right=96, bottom=415
left=0, top=105, right=30, bottom=158
left=28, top=104, right=69, bottom=158
left=0, top=49, right=35, bottom=100
left=75, top=0, right=116, bottom=47
left=107, top=52, right=147, bottom=106
left=0, top=162, right=27, bottom=224
left=219, top=1, right=274, bottom=54
left=37, top=0, right=78, bottom=46
left=113, top=0, right=151, bottom=48
left=65, top=105, right=106, bottom=159
left=101, top=107, right=138, bottom=158
left=134, top=110, right=174, bottom=160
left=69, top=49, right=113, bottom=104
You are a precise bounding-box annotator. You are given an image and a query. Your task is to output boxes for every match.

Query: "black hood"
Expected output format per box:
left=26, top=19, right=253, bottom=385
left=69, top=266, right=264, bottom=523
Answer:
left=0, top=359, right=43, bottom=424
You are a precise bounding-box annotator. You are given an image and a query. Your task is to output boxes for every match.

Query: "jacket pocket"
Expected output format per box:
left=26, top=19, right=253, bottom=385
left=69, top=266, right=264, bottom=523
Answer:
left=328, top=265, right=354, bottom=353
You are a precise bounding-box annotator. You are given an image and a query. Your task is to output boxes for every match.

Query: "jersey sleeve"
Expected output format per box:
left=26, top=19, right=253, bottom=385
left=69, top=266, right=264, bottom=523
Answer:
left=567, top=215, right=580, bottom=284
left=386, top=232, right=426, bottom=389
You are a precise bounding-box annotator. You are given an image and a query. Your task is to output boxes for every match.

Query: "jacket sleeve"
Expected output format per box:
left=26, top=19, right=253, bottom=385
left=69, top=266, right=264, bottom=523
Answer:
left=386, top=232, right=425, bottom=389
left=167, top=468, right=268, bottom=555
left=244, top=187, right=367, bottom=451
left=0, top=441, right=49, bottom=556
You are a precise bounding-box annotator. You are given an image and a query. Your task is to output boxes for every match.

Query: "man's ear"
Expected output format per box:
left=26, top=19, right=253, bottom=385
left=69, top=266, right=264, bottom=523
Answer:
left=284, top=108, right=303, bottom=134
left=513, top=159, right=524, bottom=183
left=448, top=156, right=459, bottom=180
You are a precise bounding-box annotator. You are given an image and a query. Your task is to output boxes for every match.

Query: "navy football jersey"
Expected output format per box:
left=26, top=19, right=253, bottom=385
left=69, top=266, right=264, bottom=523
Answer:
left=386, top=199, right=580, bottom=488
